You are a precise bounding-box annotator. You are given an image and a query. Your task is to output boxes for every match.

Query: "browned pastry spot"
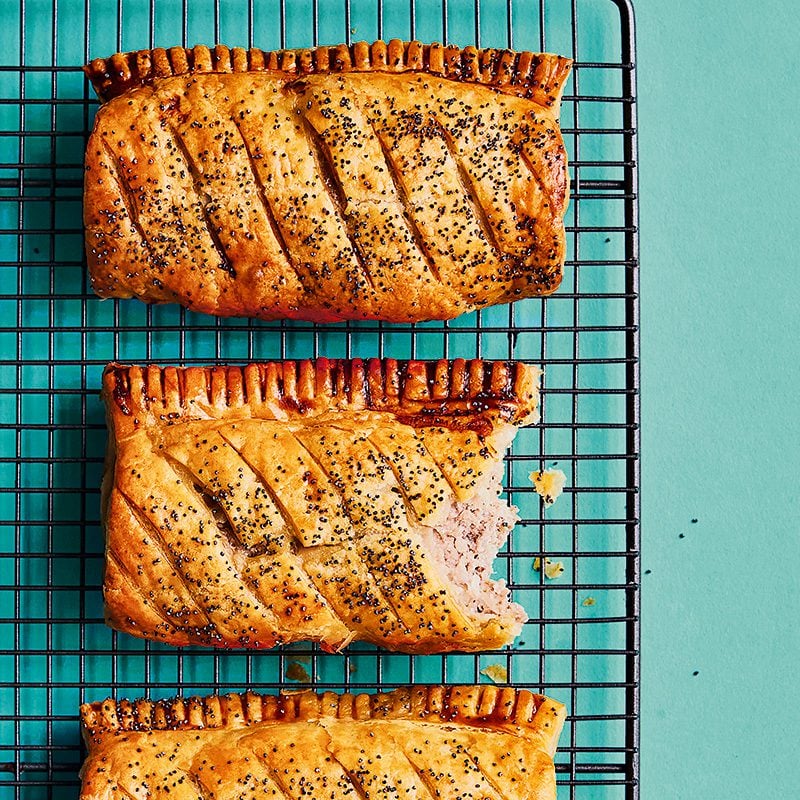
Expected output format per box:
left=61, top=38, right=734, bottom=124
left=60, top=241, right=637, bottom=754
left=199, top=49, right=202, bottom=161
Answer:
left=84, top=40, right=571, bottom=322
left=100, top=358, right=540, bottom=652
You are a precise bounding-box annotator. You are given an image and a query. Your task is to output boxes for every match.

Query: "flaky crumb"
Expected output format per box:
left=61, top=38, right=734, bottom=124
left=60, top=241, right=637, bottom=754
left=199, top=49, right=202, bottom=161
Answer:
left=534, top=557, right=565, bottom=579
left=480, top=664, right=509, bottom=684
left=582, top=597, right=596, bottom=607
left=285, top=662, right=311, bottom=682
left=529, top=469, right=567, bottom=506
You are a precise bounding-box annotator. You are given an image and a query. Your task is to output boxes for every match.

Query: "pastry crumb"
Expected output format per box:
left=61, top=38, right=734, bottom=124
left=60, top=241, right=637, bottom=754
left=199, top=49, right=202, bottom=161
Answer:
left=582, top=597, right=596, bottom=607
left=534, top=557, right=565, bottom=580
left=480, top=664, right=508, bottom=684
left=291, top=654, right=312, bottom=665
left=529, top=469, right=567, bottom=506
left=285, top=662, right=311, bottom=682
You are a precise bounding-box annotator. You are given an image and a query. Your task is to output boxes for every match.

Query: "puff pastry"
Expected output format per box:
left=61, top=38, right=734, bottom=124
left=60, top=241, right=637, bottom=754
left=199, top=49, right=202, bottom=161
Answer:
left=80, top=686, right=566, bottom=800
left=101, top=358, right=539, bottom=652
left=84, top=40, right=571, bottom=322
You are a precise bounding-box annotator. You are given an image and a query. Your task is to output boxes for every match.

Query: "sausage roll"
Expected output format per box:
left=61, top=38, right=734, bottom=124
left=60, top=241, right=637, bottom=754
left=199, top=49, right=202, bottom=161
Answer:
left=84, top=41, right=571, bottom=322
left=80, top=686, right=566, bottom=800
left=101, top=358, right=539, bottom=652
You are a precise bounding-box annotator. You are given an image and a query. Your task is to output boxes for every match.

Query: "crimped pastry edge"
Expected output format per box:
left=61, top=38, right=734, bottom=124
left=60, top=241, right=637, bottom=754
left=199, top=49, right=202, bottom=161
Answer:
left=102, top=359, right=542, bottom=430
left=85, top=39, right=572, bottom=109
left=81, top=685, right=567, bottom=754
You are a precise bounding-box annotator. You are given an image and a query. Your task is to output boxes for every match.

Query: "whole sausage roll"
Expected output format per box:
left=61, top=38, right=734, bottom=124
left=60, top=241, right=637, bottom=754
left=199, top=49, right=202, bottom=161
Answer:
left=80, top=686, right=566, bottom=800
left=84, top=40, right=571, bottom=322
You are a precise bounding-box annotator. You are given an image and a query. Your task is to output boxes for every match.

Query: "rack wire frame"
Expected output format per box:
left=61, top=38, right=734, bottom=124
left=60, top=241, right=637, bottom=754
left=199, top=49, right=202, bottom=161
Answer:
left=0, top=0, right=639, bottom=797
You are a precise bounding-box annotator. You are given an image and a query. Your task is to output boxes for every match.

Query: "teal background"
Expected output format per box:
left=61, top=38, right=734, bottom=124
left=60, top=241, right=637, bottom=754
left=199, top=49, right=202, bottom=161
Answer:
left=0, top=0, right=797, bottom=798
left=636, top=1, right=800, bottom=797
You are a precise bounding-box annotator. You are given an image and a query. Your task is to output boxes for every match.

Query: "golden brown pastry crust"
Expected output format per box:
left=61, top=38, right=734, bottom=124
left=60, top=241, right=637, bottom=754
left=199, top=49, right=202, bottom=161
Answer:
left=80, top=686, right=566, bottom=800
left=101, top=358, right=539, bottom=652
left=84, top=40, right=571, bottom=322
left=85, top=41, right=572, bottom=106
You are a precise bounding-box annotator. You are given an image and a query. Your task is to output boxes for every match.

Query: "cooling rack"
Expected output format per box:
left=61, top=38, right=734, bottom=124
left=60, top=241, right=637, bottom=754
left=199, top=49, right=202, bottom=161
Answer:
left=0, top=0, right=639, bottom=797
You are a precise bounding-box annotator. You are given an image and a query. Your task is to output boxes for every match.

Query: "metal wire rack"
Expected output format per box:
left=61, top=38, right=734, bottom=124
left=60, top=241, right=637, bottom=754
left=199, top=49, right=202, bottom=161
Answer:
left=0, top=0, right=639, bottom=797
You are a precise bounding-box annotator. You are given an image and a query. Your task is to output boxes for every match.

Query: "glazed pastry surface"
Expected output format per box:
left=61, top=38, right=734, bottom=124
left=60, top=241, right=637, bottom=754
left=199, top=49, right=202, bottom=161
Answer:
left=101, top=358, right=540, bottom=652
left=85, top=41, right=571, bottom=322
left=80, top=686, right=566, bottom=800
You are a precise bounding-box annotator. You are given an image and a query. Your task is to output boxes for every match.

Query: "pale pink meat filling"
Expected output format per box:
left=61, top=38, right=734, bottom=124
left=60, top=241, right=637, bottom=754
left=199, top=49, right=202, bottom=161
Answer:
left=418, top=470, right=527, bottom=624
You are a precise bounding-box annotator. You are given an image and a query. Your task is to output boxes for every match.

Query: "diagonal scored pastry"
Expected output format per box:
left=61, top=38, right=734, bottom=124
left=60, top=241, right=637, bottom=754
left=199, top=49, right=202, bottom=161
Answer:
left=80, top=686, right=566, bottom=800
left=101, top=358, right=539, bottom=652
left=84, top=40, right=571, bottom=322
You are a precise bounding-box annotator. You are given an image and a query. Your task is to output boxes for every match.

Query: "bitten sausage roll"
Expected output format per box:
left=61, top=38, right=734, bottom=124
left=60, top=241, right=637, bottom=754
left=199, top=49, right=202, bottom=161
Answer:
left=101, top=358, right=540, bottom=652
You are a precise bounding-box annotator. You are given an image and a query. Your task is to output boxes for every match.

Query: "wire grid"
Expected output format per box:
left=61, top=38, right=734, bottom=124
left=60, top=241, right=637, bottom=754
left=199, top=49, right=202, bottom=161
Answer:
left=0, top=0, right=639, bottom=797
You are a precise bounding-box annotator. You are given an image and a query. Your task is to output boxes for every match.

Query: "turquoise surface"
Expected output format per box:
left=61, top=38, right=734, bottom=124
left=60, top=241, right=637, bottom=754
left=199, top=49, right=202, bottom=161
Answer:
left=636, top=0, right=800, bottom=797
left=1, top=0, right=795, bottom=798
